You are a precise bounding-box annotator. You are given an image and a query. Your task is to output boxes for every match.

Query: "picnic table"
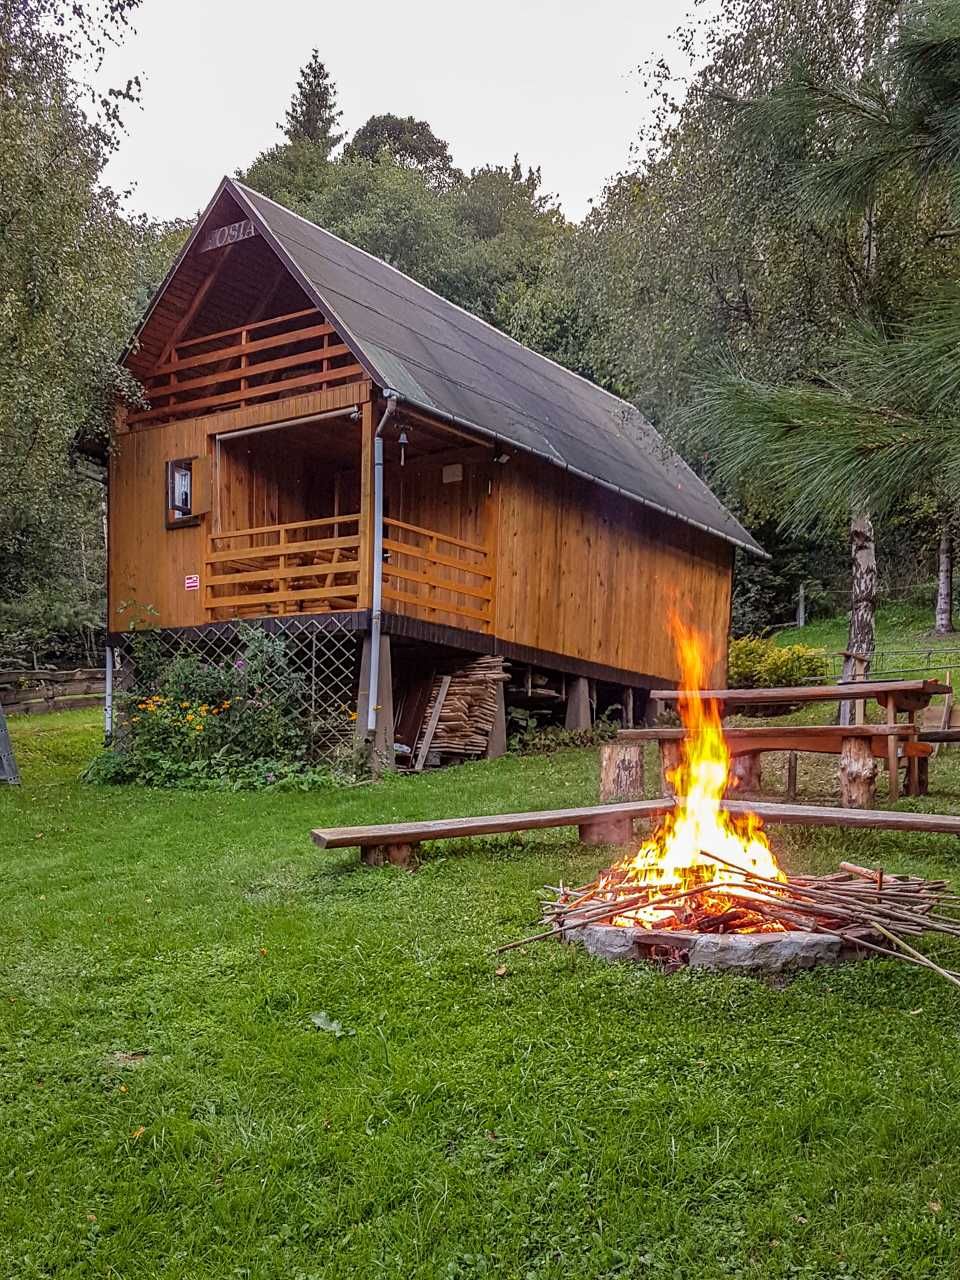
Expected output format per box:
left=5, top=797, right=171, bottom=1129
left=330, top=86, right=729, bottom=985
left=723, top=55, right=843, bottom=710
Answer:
left=638, top=678, right=951, bottom=806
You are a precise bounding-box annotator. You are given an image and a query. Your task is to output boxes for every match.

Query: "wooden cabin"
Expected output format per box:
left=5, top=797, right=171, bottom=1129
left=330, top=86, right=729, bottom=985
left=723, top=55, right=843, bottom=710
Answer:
left=104, top=177, right=762, bottom=762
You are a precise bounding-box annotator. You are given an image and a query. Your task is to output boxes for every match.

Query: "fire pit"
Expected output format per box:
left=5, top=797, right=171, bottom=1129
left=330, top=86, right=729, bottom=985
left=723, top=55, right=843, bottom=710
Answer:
left=500, top=622, right=960, bottom=982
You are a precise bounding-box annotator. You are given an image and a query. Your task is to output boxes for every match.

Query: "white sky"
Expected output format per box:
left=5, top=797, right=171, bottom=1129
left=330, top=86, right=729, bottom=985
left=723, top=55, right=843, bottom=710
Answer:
left=98, top=0, right=693, bottom=225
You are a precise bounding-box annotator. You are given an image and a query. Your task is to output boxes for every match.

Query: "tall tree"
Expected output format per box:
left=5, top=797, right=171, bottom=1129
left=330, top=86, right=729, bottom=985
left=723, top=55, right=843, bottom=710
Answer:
left=0, top=0, right=154, bottom=664
left=696, top=0, right=960, bottom=662
left=281, top=50, right=343, bottom=156
left=343, top=114, right=458, bottom=187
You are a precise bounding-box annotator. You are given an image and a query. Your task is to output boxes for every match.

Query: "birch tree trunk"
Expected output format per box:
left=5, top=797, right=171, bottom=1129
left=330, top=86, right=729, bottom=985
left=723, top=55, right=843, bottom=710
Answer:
left=840, top=511, right=878, bottom=726
left=935, top=517, right=954, bottom=635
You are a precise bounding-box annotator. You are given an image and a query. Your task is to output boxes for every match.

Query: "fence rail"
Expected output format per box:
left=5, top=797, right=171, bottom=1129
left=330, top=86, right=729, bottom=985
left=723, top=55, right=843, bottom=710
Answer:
left=129, top=307, right=365, bottom=426
left=382, top=517, right=495, bottom=633
left=0, top=668, right=104, bottom=715
left=205, top=515, right=362, bottom=618
left=204, top=514, right=498, bottom=632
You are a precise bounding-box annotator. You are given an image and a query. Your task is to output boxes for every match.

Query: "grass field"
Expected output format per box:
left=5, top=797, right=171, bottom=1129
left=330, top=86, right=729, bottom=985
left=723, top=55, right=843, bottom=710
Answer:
left=6, top=710, right=960, bottom=1278
left=776, top=602, right=960, bottom=682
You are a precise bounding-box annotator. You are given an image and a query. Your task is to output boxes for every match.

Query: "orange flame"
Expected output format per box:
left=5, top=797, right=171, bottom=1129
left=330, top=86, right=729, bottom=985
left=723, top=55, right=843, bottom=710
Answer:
left=603, top=618, right=786, bottom=930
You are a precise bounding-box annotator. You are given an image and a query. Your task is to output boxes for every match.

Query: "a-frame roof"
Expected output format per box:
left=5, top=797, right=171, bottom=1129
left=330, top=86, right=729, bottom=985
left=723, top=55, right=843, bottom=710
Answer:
left=126, top=176, right=764, bottom=556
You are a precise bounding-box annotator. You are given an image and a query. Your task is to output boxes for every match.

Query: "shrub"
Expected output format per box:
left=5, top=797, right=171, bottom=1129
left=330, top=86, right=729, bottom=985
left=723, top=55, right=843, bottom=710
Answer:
left=84, top=627, right=359, bottom=790
left=727, top=636, right=829, bottom=689
left=508, top=708, right=620, bottom=755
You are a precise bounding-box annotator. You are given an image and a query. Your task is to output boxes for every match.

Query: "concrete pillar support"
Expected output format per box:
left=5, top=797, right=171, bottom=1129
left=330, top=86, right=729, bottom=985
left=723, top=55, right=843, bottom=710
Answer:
left=565, top=676, right=591, bottom=731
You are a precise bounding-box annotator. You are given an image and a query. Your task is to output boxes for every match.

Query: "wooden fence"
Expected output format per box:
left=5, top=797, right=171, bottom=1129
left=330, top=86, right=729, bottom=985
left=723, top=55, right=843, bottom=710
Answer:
left=0, top=668, right=104, bottom=716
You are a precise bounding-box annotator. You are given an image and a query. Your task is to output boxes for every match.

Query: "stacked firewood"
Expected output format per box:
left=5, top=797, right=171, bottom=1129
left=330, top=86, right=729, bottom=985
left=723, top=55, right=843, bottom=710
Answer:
left=421, top=657, right=509, bottom=757
left=499, top=860, right=960, bottom=988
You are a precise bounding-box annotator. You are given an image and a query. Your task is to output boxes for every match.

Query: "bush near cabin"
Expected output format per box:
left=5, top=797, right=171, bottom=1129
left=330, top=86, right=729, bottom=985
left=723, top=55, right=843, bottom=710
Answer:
left=84, top=629, right=359, bottom=790
left=727, top=635, right=828, bottom=690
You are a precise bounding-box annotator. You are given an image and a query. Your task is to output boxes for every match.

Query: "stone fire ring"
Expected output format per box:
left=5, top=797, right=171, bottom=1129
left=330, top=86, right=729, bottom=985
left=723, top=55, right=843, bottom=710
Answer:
left=564, top=922, right=866, bottom=973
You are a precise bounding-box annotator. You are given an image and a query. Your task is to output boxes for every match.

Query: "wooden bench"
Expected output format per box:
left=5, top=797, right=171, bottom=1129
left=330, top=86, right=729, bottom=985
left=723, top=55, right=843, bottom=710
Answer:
left=311, top=798, right=960, bottom=867
left=312, top=798, right=676, bottom=865
left=617, top=724, right=932, bottom=806
left=651, top=678, right=950, bottom=803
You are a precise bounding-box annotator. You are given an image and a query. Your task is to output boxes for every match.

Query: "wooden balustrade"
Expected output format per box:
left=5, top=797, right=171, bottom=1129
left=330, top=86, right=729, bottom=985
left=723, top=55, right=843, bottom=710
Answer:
left=382, top=517, right=495, bottom=633
left=204, top=514, right=497, bottom=630
left=204, top=515, right=362, bottom=618
left=129, top=307, right=366, bottom=426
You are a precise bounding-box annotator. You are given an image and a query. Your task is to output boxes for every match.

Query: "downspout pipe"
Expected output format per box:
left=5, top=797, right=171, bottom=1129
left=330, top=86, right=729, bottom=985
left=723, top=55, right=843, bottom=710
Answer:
left=366, top=391, right=399, bottom=736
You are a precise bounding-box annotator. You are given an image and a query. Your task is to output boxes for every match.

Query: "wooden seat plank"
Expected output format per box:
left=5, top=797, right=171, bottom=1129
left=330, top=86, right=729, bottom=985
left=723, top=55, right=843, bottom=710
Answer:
left=312, top=797, right=960, bottom=854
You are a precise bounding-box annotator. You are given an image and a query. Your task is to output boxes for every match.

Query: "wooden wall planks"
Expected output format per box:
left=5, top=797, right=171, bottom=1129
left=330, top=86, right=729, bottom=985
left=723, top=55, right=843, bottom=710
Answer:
left=492, top=455, right=733, bottom=685
left=110, top=386, right=734, bottom=683
left=109, top=385, right=371, bottom=630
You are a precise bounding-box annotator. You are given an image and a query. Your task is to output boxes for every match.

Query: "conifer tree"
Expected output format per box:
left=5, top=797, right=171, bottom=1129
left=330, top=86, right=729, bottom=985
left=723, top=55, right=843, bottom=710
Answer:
left=281, top=50, right=343, bottom=156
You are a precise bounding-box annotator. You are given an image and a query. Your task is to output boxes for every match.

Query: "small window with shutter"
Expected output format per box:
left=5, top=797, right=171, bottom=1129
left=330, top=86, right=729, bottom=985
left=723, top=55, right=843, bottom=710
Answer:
left=166, top=456, right=210, bottom=528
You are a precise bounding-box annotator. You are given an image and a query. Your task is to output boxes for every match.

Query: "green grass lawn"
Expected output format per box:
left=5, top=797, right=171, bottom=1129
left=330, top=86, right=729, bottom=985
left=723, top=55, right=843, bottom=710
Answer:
left=776, top=602, right=960, bottom=681
left=7, top=711, right=960, bottom=1278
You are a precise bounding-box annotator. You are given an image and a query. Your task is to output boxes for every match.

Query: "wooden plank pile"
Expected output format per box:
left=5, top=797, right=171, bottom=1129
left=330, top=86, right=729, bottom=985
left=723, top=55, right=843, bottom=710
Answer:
left=500, top=858, right=960, bottom=988
left=415, top=657, right=508, bottom=763
left=0, top=668, right=104, bottom=716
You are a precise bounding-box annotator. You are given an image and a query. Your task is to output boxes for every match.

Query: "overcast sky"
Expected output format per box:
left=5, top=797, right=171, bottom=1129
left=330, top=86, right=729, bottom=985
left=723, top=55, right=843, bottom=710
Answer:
left=98, top=0, right=697, bottom=226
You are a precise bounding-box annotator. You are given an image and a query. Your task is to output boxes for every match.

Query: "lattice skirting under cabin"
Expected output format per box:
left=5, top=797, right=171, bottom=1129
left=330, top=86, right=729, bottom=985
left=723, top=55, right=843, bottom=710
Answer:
left=109, top=617, right=363, bottom=761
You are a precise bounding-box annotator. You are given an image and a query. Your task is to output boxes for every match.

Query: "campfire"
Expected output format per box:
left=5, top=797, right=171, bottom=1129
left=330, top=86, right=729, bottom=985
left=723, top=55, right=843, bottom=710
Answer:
left=500, top=622, right=960, bottom=983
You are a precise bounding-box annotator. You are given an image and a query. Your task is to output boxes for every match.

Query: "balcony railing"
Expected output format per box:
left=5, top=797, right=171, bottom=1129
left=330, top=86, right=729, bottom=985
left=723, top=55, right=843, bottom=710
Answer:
left=203, top=515, right=496, bottom=631
left=129, top=307, right=366, bottom=426
left=204, top=516, right=362, bottom=618
left=382, top=518, right=495, bottom=633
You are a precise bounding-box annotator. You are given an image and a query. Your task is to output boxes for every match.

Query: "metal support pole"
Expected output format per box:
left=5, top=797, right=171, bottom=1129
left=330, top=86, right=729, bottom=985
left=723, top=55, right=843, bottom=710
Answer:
left=104, top=644, right=115, bottom=743
left=367, top=392, right=399, bottom=735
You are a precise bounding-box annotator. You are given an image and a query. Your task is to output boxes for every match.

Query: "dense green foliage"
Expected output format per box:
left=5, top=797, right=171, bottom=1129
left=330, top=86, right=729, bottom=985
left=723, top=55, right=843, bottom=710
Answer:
left=688, top=0, right=960, bottom=643
left=8, top=709, right=960, bottom=1276
left=84, top=628, right=358, bottom=790
left=727, top=635, right=829, bottom=688
left=0, top=1, right=186, bottom=667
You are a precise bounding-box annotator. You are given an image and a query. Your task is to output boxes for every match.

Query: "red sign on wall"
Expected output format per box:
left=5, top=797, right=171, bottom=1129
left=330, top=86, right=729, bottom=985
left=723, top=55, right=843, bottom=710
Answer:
left=184, top=574, right=200, bottom=591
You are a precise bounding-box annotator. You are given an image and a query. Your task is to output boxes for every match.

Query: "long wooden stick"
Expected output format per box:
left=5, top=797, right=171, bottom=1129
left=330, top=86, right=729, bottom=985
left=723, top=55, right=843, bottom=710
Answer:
left=865, top=919, right=960, bottom=990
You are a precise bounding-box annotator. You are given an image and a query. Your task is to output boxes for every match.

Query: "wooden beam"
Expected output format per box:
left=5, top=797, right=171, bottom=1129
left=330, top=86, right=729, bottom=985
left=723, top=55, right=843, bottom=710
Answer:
left=157, top=243, right=237, bottom=367
left=414, top=675, right=451, bottom=772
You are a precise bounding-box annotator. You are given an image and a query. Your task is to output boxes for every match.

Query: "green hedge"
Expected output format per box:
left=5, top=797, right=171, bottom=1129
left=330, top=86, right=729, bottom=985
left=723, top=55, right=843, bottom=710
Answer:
left=727, top=636, right=829, bottom=689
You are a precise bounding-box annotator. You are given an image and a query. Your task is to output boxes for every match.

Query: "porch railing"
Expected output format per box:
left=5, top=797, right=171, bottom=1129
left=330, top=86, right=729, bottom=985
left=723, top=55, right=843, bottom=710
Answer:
left=203, top=515, right=496, bottom=631
left=382, top=518, right=495, bottom=633
left=129, top=307, right=366, bottom=427
left=204, top=515, right=362, bottom=618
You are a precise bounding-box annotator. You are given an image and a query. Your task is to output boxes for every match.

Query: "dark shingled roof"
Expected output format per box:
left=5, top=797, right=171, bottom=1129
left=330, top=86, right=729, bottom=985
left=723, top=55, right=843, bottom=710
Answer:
left=162, top=177, right=765, bottom=554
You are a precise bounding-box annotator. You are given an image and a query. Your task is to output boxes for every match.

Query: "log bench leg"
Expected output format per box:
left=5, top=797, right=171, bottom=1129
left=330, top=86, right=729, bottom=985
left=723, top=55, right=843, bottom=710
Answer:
left=839, top=736, right=876, bottom=809
left=918, top=756, right=930, bottom=796
left=729, top=752, right=762, bottom=794
left=785, top=751, right=798, bottom=801
left=599, top=741, right=645, bottom=802
left=361, top=842, right=419, bottom=869
left=578, top=816, right=634, bottom=847
left=659, top=740, right=682, bottom=797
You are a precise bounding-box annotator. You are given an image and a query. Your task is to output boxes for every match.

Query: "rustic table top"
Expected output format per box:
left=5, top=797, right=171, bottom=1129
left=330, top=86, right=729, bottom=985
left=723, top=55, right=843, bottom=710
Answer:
left=653, top=679, right=949, bottom=709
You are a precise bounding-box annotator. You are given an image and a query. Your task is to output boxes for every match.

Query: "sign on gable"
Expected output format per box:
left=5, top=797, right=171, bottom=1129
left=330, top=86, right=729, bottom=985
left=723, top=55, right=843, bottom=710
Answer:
left=199, top=219, right=256, bottom=254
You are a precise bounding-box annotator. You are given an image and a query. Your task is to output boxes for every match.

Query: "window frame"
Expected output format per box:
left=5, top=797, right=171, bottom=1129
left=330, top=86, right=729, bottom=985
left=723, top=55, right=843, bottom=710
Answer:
left=165, top=457, right=200, bottom=529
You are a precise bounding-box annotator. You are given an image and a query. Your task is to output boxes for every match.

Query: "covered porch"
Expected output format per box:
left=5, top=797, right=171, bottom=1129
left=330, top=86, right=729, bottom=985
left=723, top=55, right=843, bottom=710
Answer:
left=202, top=411, right=497, bottom=635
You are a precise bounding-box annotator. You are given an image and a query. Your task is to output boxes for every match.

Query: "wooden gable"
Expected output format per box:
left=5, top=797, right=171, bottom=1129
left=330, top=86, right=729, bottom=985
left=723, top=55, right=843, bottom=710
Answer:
left=124, top=187, right=367, bottom=428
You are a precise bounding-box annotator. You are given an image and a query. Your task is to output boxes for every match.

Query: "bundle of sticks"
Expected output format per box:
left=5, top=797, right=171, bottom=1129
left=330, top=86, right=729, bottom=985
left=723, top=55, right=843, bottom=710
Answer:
left=498, top=857, right=960, bottom=988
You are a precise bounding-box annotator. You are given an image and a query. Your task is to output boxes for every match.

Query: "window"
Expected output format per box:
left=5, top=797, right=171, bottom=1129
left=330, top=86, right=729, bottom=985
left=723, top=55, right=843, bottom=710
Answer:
left=166, top=458, right=195, bottom=525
